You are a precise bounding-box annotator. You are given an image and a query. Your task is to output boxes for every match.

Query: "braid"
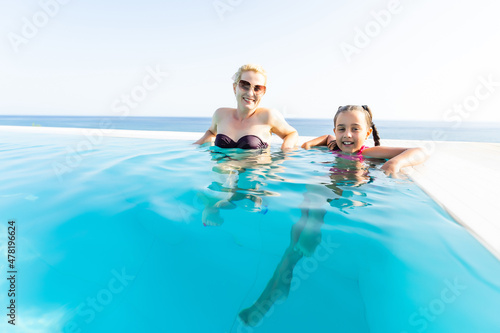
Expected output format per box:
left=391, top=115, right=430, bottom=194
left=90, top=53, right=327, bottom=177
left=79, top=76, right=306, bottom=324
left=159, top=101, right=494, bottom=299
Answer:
left=361, top=105, right=381, bottom=146
left=371, top=123, right=381, bottom=146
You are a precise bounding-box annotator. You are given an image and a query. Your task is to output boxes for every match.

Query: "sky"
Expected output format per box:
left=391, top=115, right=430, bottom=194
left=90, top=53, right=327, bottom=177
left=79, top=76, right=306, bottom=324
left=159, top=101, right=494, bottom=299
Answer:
left=1, top=0, right=500, bottom=122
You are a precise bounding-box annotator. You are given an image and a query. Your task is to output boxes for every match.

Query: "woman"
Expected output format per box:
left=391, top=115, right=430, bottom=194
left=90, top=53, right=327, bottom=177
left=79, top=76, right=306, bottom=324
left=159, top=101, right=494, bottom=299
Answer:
left=194, top=64, right=298, bottom=150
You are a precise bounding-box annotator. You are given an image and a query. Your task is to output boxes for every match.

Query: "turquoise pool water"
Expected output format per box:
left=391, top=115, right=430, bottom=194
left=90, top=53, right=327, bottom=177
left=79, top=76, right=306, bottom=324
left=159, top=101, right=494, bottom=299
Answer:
left=1, top=131, right=499, bottom=333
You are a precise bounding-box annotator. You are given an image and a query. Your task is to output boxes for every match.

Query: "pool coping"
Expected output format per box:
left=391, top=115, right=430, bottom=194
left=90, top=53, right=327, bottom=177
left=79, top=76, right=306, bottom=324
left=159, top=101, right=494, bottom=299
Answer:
left=2, top=125, right=499, bottom=260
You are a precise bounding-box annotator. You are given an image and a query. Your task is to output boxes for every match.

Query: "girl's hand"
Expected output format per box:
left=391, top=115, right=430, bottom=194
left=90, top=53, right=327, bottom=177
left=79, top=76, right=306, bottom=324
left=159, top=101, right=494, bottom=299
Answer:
left=301, top=135, right=330, bottom=150
left=302, top=142, right=312, bottom=150
left=381, top=159, right=401, bottom=177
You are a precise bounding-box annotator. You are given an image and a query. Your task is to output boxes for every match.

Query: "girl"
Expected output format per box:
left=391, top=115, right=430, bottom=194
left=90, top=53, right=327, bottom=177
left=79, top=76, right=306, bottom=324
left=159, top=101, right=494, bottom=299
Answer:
left=239, top=106, right=428, bottom=326
left=302, top=105, right=427, bottom=176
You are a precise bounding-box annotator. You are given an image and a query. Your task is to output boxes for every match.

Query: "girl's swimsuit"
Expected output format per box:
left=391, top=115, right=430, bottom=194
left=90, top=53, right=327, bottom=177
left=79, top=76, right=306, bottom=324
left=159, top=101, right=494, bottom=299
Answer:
left=330, top=145, right=370, bottom=175
left=328, top=140, right=368, bottom=155
left=215, top=134, right=269, bottom=149
left=331, top=145, right=369, bottom=161
left=333, top=145, right=368, bottom=154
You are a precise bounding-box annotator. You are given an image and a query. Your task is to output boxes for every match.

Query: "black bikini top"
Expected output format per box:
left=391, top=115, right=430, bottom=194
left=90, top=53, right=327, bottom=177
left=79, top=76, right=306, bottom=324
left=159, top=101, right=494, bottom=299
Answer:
left=214, top=134, right=269, bottom=149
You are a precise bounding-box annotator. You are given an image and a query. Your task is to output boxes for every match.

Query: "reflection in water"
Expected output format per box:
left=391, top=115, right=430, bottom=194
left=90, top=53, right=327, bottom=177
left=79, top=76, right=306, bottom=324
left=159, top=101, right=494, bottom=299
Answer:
left=197, top=148, right=288, bottom=226
left=324, top=155, right=375, bottom=212
left=239, top=153, right=381, bottom=326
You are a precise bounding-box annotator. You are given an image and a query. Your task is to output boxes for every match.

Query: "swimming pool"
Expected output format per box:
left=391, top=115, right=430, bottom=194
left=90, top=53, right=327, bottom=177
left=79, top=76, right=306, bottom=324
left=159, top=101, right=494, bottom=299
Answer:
left=1, top=130, right=499, bottom=333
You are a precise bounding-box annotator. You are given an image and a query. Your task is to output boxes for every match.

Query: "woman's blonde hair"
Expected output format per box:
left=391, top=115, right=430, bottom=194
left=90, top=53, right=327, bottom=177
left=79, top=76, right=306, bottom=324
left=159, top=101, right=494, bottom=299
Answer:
left=232, top=64, right=267, bottom=85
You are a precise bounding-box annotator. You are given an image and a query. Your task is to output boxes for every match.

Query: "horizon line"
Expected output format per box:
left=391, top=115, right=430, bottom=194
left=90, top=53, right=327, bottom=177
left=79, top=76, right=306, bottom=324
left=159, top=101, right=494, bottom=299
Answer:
left=1, top=114, right=500, bottom=124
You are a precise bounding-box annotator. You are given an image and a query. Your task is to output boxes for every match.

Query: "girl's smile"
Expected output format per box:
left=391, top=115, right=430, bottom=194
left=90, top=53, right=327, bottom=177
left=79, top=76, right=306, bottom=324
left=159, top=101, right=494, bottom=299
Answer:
left=334, top=111, right=372, bottom=154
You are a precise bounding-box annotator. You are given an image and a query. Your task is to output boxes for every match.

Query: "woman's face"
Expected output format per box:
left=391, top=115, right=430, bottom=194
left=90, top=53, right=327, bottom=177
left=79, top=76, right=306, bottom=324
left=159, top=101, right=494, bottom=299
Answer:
left=333, top=111, right=372, bottom=154
left=233, top=71, right=266, bottom=112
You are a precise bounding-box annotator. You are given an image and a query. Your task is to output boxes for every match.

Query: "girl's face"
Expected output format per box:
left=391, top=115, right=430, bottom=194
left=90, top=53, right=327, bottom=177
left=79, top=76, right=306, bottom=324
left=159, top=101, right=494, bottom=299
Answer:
left=333, top=111, right=372, bottom=154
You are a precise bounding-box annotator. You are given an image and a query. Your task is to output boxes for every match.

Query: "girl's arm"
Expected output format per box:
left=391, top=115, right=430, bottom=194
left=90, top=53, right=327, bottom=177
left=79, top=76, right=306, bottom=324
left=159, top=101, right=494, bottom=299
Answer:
left=362, top=146, right=428, bottom=175
left=302, top=135, right=335, bottom=150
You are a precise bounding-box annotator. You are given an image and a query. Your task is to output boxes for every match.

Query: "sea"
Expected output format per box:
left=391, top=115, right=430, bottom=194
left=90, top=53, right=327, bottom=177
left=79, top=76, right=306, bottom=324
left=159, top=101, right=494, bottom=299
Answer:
left=0, top=115, right=499, bottom=143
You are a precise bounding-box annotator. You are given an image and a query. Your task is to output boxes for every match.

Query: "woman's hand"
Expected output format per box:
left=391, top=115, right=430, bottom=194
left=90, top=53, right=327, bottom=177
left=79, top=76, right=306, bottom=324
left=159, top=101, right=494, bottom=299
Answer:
left=193, top=129, right=216, bottom=145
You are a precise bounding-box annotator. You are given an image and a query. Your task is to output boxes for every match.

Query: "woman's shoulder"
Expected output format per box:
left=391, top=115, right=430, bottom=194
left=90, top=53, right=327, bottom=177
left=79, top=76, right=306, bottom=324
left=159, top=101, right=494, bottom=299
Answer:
left=214, top=107, right=236, bottom=118
left=215, top=107, right=236, bottom=113
left=255, top=107, right=284, bottom=122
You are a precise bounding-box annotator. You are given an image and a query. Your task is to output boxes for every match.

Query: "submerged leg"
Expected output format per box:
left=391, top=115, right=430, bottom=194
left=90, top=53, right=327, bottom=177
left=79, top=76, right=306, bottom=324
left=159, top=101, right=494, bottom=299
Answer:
left=239, top=245, right=304, bottom=326
left=239, top=208, right=310, bottom=326
left=294, top=207, right=326, bottom=257
left=197, top=192, right=236, bottom=226
left=239, top=188, right=327, bottom=326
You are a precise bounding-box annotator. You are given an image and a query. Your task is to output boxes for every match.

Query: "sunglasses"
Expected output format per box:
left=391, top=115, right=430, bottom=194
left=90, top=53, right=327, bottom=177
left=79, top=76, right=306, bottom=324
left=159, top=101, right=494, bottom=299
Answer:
left=238, top=79, right=266, bottom=95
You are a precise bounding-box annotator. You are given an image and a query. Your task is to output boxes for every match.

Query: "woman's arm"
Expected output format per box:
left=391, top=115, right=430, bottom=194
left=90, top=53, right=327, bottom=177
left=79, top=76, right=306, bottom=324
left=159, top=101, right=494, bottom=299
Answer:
left=268, top=110, right=298, bottom=150
left=193, top=130, right=216, bottom=145
left=362, top=146, right=428, bottom=175
left=193, top=110, right=219, bottom=145
left=302, top=135, right=335, bottom=149
left=281, top=131, right=299, bottom=150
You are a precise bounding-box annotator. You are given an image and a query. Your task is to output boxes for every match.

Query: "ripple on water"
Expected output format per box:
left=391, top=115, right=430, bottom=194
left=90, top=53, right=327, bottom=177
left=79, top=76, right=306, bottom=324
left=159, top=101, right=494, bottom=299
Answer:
left=2, top=132, right=500, bottom=333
